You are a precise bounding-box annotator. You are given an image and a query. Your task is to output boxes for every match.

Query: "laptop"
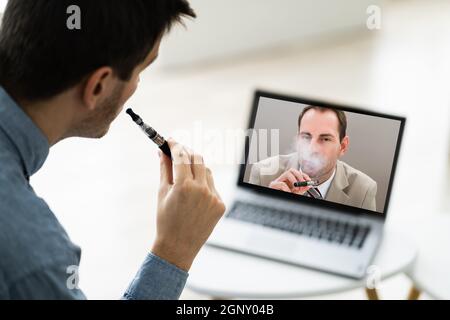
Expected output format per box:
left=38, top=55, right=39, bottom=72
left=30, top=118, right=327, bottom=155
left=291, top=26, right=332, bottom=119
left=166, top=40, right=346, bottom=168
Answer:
left=208, top=90, right=406, bottom=279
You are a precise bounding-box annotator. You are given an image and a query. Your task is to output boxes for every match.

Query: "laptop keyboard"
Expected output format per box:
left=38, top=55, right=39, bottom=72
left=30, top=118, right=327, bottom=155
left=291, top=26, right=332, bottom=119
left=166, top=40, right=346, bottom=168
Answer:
left=226, top=201, right=371, bottom=249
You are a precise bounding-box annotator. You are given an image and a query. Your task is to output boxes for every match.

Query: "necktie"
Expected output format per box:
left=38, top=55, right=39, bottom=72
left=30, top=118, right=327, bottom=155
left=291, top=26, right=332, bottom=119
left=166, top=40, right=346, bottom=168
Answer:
left=307, top=188, right=323, bottom=200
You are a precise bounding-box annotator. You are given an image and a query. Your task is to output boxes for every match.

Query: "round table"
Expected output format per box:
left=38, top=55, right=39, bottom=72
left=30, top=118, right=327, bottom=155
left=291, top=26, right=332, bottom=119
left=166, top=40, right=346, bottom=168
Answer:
left=187, top=227, right=417, bottom=299
left=405, top=213, right=450, bottom=300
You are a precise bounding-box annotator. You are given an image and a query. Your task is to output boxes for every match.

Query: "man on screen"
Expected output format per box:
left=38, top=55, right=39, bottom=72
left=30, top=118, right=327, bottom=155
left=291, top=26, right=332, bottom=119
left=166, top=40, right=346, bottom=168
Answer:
left=249, top=106, right=378, bottom=211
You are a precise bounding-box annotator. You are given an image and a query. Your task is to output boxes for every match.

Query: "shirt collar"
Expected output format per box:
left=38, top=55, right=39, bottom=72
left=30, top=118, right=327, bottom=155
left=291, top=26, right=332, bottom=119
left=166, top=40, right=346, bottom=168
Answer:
left=316, top=168, right=336, bottom=198
left=0, top=86, right=49, bottom=178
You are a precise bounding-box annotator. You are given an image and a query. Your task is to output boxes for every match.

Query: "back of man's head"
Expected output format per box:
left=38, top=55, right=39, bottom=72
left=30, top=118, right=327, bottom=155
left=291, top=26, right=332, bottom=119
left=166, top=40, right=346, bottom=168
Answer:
left=0, top=0, right=195, bottom=101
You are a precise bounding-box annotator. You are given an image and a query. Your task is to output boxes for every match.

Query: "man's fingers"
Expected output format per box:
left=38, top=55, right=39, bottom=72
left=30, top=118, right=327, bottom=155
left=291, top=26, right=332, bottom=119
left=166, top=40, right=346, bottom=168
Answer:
left=191, top=153, right=206, bottom=182
left=167, top=138, right=193, bottom=182
left=159, top=150, right=173, bottom=186
left=278, top=182, right=291, bottom=193
left=206, top=168, right=222, bottom=201
left=277, top=170, right=304, bottom=190
left=165, top=139, right=211, bottom=186
left=273, top=168, right=316, bottom=195
left=290, top=168, right=307, bottom=183
left=278, top=171, right=296, bottom=189
left=302, top=172, right=312, bottom=181
left=270, top=181, right=291, bottom=193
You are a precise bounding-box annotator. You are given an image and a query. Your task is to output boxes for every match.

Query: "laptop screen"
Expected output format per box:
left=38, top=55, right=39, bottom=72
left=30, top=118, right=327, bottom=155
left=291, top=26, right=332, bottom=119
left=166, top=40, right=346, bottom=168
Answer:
left=239, top=91, right=405, bottom=216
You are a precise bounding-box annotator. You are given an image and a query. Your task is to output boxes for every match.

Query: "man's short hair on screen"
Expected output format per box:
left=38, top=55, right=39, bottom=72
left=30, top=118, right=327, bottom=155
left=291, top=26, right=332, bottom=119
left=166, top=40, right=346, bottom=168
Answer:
left=298, top=106, right=347, bottom=141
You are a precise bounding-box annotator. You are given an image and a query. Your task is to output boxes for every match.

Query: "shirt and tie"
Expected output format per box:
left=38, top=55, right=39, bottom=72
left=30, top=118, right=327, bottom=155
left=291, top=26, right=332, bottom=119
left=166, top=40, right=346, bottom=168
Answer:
left=304, top=168, right=336, bottom=200
left=0, top=86, right=188, bottom=299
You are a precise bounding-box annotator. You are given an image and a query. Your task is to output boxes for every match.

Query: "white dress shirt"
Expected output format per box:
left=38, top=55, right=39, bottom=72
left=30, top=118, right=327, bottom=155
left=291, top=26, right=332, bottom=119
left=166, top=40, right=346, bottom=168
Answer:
left=316, top=168, right=336, bottom=198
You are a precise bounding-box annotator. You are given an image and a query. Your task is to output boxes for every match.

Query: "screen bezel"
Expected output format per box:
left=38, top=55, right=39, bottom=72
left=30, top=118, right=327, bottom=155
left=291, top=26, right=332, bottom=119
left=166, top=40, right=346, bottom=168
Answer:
left=237, top=90, right=406, bottom=219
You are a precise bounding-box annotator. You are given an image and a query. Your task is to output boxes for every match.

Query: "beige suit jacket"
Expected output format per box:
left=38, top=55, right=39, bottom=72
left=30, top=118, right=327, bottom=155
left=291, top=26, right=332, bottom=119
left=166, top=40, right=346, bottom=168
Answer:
left=248, top=153, right=378, bottom=211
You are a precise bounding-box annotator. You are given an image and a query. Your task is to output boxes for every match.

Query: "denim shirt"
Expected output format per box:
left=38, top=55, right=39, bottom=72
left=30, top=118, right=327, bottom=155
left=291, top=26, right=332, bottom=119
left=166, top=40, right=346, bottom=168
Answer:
left=0, top=86, right=188, bottom=299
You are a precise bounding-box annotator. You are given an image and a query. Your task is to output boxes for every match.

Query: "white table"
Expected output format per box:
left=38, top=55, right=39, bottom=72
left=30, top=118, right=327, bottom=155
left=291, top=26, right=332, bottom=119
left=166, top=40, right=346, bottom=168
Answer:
left=187, top=227, right=417, bottom=299
left=405, top=213, right=450, bottom=300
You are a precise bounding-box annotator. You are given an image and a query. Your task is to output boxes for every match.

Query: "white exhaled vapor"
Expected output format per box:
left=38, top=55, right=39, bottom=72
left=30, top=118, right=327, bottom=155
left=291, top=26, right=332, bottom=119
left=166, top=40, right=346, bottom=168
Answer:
left=292, top=138, right=327, bottom=179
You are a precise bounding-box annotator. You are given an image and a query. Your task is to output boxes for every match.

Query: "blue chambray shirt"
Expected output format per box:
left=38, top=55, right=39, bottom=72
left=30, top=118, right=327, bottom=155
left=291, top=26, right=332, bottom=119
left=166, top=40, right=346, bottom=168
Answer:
left=0, top=86, right=188, bottom=299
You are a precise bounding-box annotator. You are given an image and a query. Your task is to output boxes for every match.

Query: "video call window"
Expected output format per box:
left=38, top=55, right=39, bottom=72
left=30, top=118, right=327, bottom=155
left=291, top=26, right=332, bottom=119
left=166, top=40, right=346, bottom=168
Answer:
left=242, top=96, right=403, bottom=214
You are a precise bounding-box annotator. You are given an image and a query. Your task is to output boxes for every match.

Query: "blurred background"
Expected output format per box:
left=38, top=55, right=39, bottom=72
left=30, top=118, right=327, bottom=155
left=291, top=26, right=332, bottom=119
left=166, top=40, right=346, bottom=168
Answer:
left=1, top=0, right=449, bottom=299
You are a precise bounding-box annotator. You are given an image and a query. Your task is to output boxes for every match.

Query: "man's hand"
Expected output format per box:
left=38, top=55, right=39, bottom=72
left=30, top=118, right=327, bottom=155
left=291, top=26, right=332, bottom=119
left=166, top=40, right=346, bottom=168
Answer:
left=151, top=139, right=226, bottom=272
left=268, top=168, right=312, bottom=195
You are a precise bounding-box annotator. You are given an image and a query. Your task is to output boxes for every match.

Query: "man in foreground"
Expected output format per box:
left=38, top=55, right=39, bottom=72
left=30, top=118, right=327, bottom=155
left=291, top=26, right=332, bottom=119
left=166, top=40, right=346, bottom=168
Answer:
left=0, top=0, right=225, bottom=299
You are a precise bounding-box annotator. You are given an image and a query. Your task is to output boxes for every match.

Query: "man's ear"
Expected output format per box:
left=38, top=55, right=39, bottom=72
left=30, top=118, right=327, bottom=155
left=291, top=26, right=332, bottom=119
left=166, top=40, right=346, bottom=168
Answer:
left=82, top=67, right=114, bottom=111
left=339, top=136, right=349, bottom=156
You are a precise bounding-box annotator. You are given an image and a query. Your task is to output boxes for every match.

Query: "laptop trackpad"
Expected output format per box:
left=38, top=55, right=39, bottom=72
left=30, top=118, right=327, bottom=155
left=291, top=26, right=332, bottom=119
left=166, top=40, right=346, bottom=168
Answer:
left=244, top=228, right=297, bottom=256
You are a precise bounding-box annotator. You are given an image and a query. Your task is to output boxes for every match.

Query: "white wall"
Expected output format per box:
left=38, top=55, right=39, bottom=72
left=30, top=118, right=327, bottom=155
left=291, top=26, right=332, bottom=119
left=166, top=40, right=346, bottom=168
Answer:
left=160, top=0, right=381, bottom=67
left=0, top=0, right=6, bottom=24
left=0, top=0, right=6, bottom=10
left=0, top=0, right=382, bottom=67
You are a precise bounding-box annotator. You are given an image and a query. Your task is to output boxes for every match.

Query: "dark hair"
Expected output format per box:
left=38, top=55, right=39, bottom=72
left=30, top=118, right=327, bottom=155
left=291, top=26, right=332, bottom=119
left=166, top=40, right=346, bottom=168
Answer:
left=0, top=0, right=195, bottom=101
left=298, top=106, right=347, bottom=141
